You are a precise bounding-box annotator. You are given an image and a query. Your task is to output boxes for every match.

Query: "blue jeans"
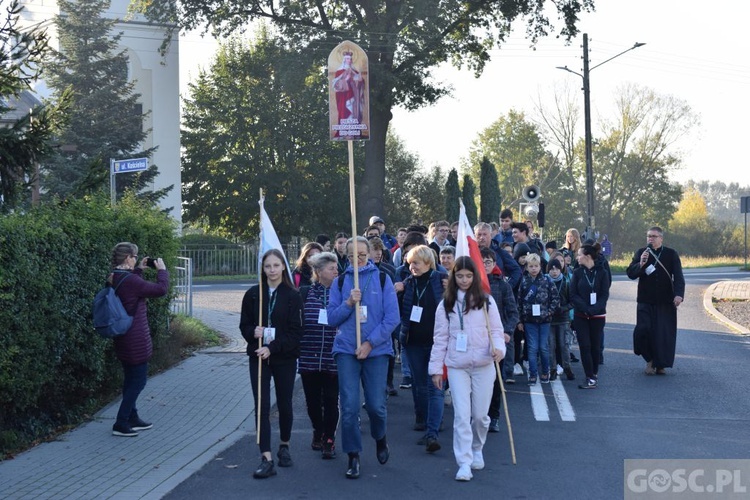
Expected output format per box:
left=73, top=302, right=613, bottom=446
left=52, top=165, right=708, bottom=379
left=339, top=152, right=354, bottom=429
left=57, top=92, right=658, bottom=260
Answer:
left=335, top=353, right=389, bottom=454
left=524, top=322, right=550, bottom=378
left=502, top=337, right=515, bottom=379
left=404, top=345, right=444, bottom=437
left=400, top=344, right=412, bottom=378
left=116, top=361, right=148, bottom=425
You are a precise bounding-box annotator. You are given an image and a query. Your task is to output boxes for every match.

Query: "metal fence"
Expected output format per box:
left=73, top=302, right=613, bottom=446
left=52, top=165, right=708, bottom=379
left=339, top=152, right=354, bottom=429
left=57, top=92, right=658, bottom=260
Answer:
left=171, top=256, right=193, bottom=316
left=178, top=243, right=302, bottom=277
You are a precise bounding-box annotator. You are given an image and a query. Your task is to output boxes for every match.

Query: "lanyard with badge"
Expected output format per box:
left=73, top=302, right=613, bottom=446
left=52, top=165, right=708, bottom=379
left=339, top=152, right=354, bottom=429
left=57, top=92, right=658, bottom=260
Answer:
left=318, top=287, right=329, bottom=325
left=409, top=271, right=431, bottom=323
left=456, top=298, right=468, bottom=352
left=645, top=247, right=662, bottom=276
left=584, top=269, right=598, bottom=305
left=263, top=290, right=277, bottom=344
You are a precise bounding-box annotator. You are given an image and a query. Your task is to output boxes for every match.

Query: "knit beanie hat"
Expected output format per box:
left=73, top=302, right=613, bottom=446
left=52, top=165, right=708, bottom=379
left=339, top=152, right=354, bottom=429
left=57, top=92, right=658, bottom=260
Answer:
left=513, top=243, right=531, bottom=261
left=547, top=259, right=562, bottom=273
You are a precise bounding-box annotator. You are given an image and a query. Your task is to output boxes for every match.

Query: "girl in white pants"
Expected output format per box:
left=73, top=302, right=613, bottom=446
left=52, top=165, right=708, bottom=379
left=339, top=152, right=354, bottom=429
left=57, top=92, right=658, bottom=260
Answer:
left=430, top=256, right=505, bottom=481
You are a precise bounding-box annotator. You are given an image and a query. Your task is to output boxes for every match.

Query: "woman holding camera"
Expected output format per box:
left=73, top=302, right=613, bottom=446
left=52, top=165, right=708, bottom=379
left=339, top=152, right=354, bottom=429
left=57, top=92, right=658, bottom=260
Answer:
left=109, top=242, right=169, bottom=437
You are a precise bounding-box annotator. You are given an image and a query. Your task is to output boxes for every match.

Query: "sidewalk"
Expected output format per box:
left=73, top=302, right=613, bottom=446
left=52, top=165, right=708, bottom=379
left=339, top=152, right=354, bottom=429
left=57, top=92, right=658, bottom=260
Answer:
left=0, top=308, right=256, bottom=500
left=704, top=280, right=750, bottom=334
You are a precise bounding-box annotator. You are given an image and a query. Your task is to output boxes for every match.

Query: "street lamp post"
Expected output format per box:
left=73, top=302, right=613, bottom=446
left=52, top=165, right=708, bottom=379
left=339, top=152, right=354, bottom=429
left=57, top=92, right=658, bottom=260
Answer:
left=557, top=33, right=645, bottom=241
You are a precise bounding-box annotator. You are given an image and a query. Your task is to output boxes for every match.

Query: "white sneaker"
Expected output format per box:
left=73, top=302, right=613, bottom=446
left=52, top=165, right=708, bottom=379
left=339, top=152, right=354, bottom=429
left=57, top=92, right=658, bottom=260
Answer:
left=455, top=464, right=473, bottom=481
left=513, top=363, right=523, bottom=376
left=471, top=451, right=485, bottom=470
left=557, top=364, right=564, bottom=375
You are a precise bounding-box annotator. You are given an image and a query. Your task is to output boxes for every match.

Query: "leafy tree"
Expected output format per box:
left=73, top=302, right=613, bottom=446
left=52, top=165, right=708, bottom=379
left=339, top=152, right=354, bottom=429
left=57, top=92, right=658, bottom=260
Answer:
left=479, top=156, right=500, bottom=223
left=136, top=0, right=593, bottom=223
left=686, top=179, right=750, bottom=225
left=42, top=0, right=170, bottom=206
left=411, top=166, right=447, bottom=226
left=445, top=168, right=460, bottom=224
left=383, top=129, right=422, bottom=230
left=462, top=174, right=477, bottom=227
left=668, top=188, right=728, bottom=256
left=466, top=109, right=576, bottom=238
left=181, top=30, right=355, bottom=240
left=0, top=0, right=69, bottom=212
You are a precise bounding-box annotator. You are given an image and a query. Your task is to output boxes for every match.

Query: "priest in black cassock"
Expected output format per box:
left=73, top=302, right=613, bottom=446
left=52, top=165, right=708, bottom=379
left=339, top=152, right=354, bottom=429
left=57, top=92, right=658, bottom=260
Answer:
left=626, top=226, right=685, bottom=375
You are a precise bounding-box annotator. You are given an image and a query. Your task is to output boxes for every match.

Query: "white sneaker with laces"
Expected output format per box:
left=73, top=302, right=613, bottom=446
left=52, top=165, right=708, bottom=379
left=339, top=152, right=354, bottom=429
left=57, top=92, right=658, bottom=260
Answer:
left=513, top=363, right=523, bottom=376
left=557, top=364, right=564, bottom=375
left=455, top=464, right=473, bottom=481
left=471, top=451, right=485, bottom=470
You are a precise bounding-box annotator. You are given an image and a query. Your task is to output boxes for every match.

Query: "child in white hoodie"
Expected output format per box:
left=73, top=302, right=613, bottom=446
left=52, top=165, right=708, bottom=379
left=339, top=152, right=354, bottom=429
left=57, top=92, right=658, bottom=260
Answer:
left=429, top=256, right=505, bottom=482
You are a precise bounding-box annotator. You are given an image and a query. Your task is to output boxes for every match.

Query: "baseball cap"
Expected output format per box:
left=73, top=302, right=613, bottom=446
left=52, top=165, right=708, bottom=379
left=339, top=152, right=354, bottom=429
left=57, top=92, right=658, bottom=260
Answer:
left=369, top=216, right=385, bottom=225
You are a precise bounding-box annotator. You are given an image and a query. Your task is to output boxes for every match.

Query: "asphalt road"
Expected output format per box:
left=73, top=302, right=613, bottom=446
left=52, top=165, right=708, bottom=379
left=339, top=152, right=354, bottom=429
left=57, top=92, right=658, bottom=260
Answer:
left=169, top=269, right=750, bottom=499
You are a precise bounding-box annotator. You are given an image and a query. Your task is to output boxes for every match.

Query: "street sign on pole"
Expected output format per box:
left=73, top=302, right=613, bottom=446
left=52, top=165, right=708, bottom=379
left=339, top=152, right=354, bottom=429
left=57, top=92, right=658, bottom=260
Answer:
left=742, top=196, right=750, bottom=271
left=110, top=157, right=149, bottom=206
left=112, top=157, right=149, bottom=174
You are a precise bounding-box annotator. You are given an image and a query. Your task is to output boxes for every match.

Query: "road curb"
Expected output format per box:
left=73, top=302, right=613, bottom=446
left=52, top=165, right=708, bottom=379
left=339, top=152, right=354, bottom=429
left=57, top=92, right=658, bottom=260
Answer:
left=703, top=282, right=750, bottom=335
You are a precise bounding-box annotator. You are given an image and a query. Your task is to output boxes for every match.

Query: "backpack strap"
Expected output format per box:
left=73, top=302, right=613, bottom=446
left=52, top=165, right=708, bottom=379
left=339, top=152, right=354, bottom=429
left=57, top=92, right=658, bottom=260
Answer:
left=113, top=272, right=130, bottom=294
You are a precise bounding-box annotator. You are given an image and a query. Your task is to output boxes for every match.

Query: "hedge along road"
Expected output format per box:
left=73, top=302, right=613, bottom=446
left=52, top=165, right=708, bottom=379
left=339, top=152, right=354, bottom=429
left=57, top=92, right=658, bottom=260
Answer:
left=167, top=270, right=750, bottom=499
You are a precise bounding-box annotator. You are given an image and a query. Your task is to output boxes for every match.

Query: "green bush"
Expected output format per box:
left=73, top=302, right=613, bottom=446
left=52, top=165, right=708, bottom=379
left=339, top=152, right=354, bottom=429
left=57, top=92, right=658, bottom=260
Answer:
left=0, top=192, right=179, bottom=457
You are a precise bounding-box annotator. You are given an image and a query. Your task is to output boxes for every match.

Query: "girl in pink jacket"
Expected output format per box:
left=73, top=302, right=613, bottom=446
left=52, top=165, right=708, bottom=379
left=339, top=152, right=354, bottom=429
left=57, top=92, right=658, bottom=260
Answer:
left=429, top=257, right=505, bottom=482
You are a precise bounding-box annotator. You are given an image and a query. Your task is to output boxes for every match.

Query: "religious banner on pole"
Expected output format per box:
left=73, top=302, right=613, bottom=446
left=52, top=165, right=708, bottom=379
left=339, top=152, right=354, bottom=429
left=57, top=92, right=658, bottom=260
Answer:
left=328, top=40, right=370, bottom=141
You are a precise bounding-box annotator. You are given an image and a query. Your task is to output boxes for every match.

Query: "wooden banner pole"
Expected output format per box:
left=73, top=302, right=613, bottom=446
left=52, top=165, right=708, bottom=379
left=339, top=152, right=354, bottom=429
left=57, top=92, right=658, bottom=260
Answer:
left=347, top=140, right=361, bottom=348
left=257, top=188, right=264, bottom=445
left=484, top=307, right=517, bottom=464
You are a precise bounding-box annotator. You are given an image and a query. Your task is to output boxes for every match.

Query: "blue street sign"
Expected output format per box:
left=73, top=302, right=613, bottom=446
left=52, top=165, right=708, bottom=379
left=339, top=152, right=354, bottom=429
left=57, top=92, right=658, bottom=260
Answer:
left=112, top=157, right=148, bottom=174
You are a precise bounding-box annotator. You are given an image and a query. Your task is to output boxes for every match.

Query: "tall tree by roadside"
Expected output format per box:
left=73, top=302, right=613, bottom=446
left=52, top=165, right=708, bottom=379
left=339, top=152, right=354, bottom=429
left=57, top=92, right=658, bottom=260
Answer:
left=181, top=30, right=353, bottom=239
left=462, top=174, right=478, bottom=227
left=136, top=0, right=593, bottom=227
left=43, top=0, right=169, bottom=206
left=445, top=168, right=461, bottom=224
left=0, top=0, right=69, bottom=212
left=479, top=156, right=501, bottom=223
left=466, top=109, right=576, bottom=238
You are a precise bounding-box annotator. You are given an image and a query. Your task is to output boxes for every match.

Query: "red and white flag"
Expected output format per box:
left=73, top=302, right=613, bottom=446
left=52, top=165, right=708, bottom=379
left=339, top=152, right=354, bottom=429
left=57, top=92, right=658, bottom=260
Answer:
left=455, top=200, right=490, bottom=293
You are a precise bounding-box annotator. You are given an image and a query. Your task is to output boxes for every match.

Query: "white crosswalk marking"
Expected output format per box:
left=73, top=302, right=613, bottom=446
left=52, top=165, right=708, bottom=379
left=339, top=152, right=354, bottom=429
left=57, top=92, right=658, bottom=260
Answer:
left=550, top=379, right=576, bottom=421
left=528, top=379, right=550, bottom=421
left=525, top=378, right=577, bottom=422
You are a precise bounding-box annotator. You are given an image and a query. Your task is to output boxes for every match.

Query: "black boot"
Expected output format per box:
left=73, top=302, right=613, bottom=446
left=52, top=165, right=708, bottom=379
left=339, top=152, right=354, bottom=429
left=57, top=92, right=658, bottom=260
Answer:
left=346, top=453, right=360, bottom=479
left=376, top=436, right=389, bottom=464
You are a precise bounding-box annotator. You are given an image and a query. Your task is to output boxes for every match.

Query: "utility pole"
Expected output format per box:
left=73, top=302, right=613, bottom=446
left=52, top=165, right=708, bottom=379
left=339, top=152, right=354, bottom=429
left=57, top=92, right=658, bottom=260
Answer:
left=582, top=34, right=594, bottom=241
left=557, top=35, right=645, bottom=242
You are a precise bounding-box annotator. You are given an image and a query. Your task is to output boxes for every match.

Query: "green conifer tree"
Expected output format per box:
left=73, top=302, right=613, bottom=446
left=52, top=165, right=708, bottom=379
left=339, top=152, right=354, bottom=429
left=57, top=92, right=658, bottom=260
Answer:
left=445, top=168, right=460, bottom=223
left=43, top=0, right=170, bottom=206
left=462, top=174, right=478, bottom=227
left=479, top=156, right=501, bottom=223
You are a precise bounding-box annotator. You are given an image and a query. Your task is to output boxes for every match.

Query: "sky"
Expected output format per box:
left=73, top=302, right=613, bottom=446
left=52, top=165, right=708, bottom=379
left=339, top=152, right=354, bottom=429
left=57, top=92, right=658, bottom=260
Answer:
left=178, top=0, right=750, bottom=188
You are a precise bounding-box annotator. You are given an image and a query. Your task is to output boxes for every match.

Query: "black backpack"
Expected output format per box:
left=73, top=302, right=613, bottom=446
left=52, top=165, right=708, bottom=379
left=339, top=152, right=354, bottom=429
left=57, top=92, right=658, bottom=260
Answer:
left=92, top=274, right=133, bottom=338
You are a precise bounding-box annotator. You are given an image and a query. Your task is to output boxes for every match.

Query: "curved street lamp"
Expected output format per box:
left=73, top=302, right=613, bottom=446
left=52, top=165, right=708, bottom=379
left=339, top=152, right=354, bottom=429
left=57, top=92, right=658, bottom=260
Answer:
left=557, top=34, right=645, bottom=240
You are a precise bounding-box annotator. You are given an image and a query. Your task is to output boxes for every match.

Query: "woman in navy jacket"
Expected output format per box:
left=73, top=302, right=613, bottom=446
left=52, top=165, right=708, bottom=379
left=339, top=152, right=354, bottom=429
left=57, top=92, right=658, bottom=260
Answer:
left=109, top=242, right=169, bottom=438
left=570, top=243, right=610, bottom=389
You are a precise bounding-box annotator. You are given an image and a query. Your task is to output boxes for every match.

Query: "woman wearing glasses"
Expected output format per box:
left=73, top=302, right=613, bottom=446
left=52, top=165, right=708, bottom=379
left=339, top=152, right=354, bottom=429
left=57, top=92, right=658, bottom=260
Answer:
left=327, top=236, right=400, bottom=479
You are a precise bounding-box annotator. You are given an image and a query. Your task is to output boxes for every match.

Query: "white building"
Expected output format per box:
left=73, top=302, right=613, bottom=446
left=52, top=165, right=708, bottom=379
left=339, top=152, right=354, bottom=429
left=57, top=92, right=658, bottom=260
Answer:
left=18, top=0, right=182, bottom=227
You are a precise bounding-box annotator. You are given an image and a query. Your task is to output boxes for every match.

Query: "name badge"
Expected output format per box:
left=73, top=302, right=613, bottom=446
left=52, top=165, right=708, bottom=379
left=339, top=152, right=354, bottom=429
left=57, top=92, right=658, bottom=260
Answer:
left=590, top=292, right=597, bottom=305
left=263, top=327, right=276, bottom=345
left=532, top=304, right=541, bottom=316
left=410, top=305, right=424, bottom=323
left=318, top=309, right=328, bottom=325
left=359, top=305, right=368, bottom=323
left=456, top=332, right=468, bottom=352
left=645, top=264, right=656, bottom=275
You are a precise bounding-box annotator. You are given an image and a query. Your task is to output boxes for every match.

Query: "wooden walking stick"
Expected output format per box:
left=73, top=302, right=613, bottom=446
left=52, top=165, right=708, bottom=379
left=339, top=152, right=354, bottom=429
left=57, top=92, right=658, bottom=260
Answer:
left=256, top=188, right=264, bottom=445
left=483, top=305, right=517, bottom=464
